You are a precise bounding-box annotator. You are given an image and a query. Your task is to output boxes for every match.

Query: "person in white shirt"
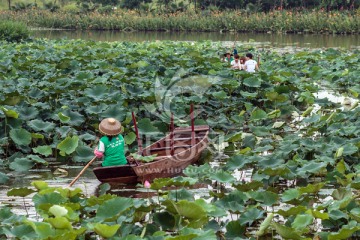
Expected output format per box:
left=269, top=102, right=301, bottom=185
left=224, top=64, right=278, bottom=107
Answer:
left=230, top=54, right=242, bottom=70
left=244, top=53, right=259, bottom=73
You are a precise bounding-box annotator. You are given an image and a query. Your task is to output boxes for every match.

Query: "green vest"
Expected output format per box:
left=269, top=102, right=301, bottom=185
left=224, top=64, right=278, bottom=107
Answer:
left=100, top=135, right=127, bottom=167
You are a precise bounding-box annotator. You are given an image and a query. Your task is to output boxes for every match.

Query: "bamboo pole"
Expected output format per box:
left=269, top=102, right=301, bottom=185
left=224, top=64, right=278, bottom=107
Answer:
left=68, top=156, right=97, bottom=187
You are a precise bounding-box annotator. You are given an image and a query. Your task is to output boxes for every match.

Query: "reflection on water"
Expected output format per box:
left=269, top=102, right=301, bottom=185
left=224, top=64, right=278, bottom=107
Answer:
left=31, top=30, right=360, bottom=49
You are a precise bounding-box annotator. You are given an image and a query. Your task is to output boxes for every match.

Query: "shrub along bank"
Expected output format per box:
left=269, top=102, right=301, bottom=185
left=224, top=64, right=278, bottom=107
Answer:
left=0, top=9, right=359, bottom=34
left=0, top=20, right=29, bottom=42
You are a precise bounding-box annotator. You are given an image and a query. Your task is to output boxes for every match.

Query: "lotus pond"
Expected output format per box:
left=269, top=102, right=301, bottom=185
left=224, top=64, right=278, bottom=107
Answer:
left=1, top=39, right=360, bottom=239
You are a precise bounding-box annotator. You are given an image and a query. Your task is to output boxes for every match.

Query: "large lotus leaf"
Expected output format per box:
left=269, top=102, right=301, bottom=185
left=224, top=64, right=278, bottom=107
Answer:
left=9, top=158, right=34, bottom=171
left=328, top=226, right=360, bottom=240
left=23, top=221, right=54, bottom=239
left=281, top=189, right=301, bottom=202
left=0, top=107, right=19, bottom=118
left=60, top=110, right=85, bottom=126
left=84, top=85, right=109, bottom=101
left=58, top=112, right=70, bottom=123
left=4, top=225, right=35, bottom=239
left=32, top=192, right=67, bottom=208
left=209, top=170, right=235, bottom=183
left=169, top=188, right=194, bottom=201
left=27, top=155, right=48, bottom=165
left=17, top=106, right=39, bottom=120
left=243, top=77, right=262, bottom=88
left=73, top=145, right=94, bottom=162
left=95, top=197, right=133, bottom=222
left=341, top=143, right=358, bottom=156
left=247, top=191, right=279, bottom=206
left=137, top=118, right=159, bottom=135
left=101, top=105, right=127, bottom=122
left=179, top=228, right=217, bottom=240
left=233, top=181, right=263, bottom=192
left=28, top=119, right=56, bottom=132
left=28, top=88, right=45, bottom=99
left=194, top=199, right=227, bottom=218
left=124, top=132, right=136, bottom=145
left=225, top=220, right=246, bottom=239
left=33, top=145, right=52, bottom=157
left=239, top=208, right=264, bottom=226
left=250, top=108, right=268, bottom=121
left=7, top=187, right=36, bottom=197
left=153, top=212, right=176, bottom=231
left=175, top=200, right=207, bottom=220
left=93, top=223, right=120, bottom=238
left=225, top=155, right=259, bottom=171
left=291, top=213, right=314, bottom=231
left=212, top=91, right=228, bottom=100
left=57, top=136, right=79, bottom=156
left=271, top=222, right=302, bottom=240
left=79, top=133, right=96, bottom=141
left=10, top=128, right=32, bottom=146
left=85, top=103, right=108, bottom=115
left=277, top=206, right=307, bottom=218
left=297, top=161, right=327, bottom=176
left=0, top=172, right=9, bottom=184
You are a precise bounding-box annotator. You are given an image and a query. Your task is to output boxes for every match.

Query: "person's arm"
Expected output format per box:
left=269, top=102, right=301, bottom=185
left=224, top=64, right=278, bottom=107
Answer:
left=94, top=140, right=105, bottom=158
left=255, top=63, right=259, bottom=71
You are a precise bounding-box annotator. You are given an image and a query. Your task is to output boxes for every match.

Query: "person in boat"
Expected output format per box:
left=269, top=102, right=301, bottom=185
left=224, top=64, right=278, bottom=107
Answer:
left=93, top=118, right=127, bottom=167
left=240, top=56, right=247, bottom=69
left=244, top=53, right=259, bottom=73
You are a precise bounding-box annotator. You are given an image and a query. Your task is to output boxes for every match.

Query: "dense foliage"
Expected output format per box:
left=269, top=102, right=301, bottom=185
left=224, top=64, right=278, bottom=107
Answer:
left=0, top=20, right=29, bottom=42
left=1, top=9, right=360, bottom=33
left=1, top=40, right=360, bottom=238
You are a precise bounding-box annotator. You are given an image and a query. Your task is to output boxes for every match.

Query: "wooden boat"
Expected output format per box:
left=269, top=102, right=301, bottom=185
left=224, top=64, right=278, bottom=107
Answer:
left=93, top=125, right=209, bottom=184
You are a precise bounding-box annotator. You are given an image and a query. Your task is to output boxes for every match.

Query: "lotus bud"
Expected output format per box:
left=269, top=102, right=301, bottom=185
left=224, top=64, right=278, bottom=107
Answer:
left=144, top=180, right=151, bottom=189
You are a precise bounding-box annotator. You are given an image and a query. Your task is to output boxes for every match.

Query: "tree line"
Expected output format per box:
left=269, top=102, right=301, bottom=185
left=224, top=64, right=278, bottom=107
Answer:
left=6, top=0, right=360, bottom=12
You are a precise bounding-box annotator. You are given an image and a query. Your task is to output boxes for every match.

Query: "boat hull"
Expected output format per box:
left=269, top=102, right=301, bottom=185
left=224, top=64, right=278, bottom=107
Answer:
left=93, top=125, right=209, bottom=184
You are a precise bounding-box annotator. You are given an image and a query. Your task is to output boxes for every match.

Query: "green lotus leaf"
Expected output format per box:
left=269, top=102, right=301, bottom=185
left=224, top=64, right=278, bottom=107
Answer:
left=60, top=110, right=84, bottom=126
left=243, top=77, right=262, bottom=88
left=58, top=112, right=70, bottom=123
left=239, top=207, right=264, bottom=226
left=150, top=178, right=174, bottom=190
left=7, top=187, right=36, bottom=197
left=153, top=212, right=176, bottom=231
left=57, top=136, right=79, bottom=156
left=328, top=226, right=360, bottom=240
left=291, top=213, right=314, bottom=231
left=281, top=189, right=301, bottom=202
left=137, top=118, right=159, bottom=135
left=299, top=182, right=325, bottom=194
left=31, top=181, right=49, bottom=190
left=233, top=181, right=263, bottom=192
left=209, top=170, right=235, bottom=183
left=308, top=210, right=329, bottom=220
left=212, top=91, right=228, bottom=100
left=9, top=158, right=34, bottom=171
left=17, top=106, right=39, bottom=120
left=0, top=172, right=9, bottom=184
left=240, top=91, right=258, bottom=98
left=49, top=205, right=68, bottom=218
left=73, top=145, right=94, bottom=162
left=225, top=220, right=246, bottom=239
left=95, top=197, right=133, bottom=222
left=23, top=220, right=54, bottom=239
left=101, top=105, right=127, bottom=122
left=174, top=200, right=207, bottom=220
left=169, top=188, right=194, bottom=201
left=194, top=199, right=227, bottom=218
left=250, top=108, right=268, bottom=121
left=93, top=223, right=120, bottom=238
left=31, top=133, right=44, bottom=139
left=124, top=132, right=136, bottom=145
left=0, top=107, right=19, bottom=118
left=79, top=133, right=96, bottom=141
left=27, top=155, right=48, bottom=165
left=28, top=119, right=56, bottom=133
left=329, top=210, right=348, bottom=220
left=84, top=85, right=109, bottom=101
left=247, top=191, right=279, bottom=206
left=33, top=145, right=52, bottom=157
left=85, top=103, right=108, bottom=115
left=271, top=222, right=302, bottom=240
left=10, top=128, right=32, bottom=146
left=32, top=192, right=66, bottom=208
left=4, top=225, right=35, bottom=239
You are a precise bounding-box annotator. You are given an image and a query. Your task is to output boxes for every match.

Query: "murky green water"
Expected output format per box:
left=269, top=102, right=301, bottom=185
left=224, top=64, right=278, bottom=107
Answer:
left=31, top=30, right=360, bottom=49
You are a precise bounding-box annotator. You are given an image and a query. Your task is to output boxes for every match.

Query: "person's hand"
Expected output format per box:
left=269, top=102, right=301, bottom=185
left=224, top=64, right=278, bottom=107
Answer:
left=94, top=149, right=104, bottom=158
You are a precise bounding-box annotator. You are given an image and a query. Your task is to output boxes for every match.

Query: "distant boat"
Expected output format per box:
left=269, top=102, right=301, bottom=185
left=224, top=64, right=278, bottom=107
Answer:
left=93, top=125, right=209, bottom=184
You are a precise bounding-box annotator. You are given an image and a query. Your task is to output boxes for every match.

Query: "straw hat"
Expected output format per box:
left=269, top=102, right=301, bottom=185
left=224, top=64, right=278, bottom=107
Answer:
left=99, top=118, right=122, bottom=136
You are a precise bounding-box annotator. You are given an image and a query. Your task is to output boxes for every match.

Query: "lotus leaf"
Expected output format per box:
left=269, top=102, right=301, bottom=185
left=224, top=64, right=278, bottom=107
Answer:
left=153, top=212, right=176, bottom=231
left=291, top=213, right=313, bottom=231
left=73, top=145, right=93, bottom=162
left=0, top=107, right=19, bottom=118
left=7, top=187, right=36, bottom=197
left=33, top=145, right=52, bottom=157
left=57, top=136, right=79, bottom=156
left=10, top=128, right=32, bottom=146
left=271, top=222, right=302, bottom=240
left=46, top=216, right=72, bottom=230
left=225, top=221, right=246, bottom=239
left=9, top=158, right=34, bottom=171
left=95, top=197, right=133, bottom=221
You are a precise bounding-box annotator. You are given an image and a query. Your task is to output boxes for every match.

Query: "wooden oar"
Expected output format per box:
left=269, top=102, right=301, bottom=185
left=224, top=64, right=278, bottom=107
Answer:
left=68, top=156, right=97, bottom=187
left=132, top=112, right=143, bottom=155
